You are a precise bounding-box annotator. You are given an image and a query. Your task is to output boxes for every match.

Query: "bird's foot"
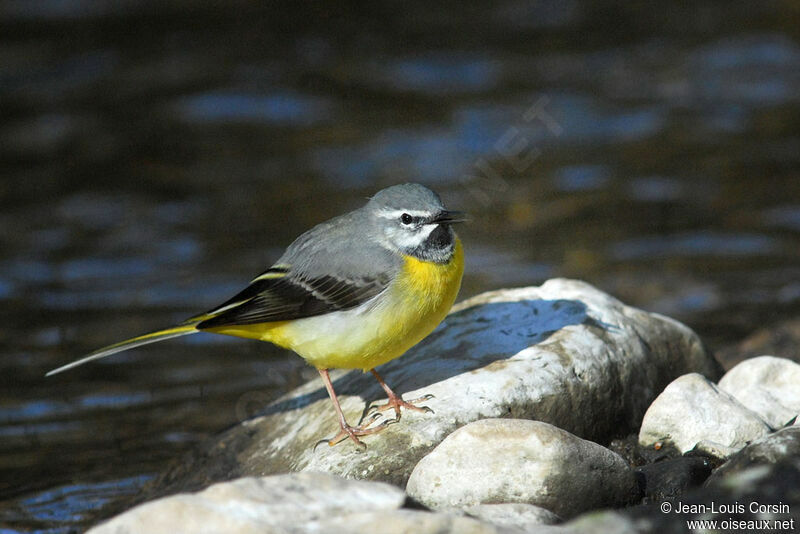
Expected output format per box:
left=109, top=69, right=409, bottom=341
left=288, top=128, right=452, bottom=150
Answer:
left=366, top=393, right=435, bottom=420
left=318, top=416, right=398, bottom=450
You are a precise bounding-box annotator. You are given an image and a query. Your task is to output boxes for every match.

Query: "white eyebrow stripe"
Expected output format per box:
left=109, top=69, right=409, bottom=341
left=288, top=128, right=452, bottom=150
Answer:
left=376, top=209, right=433, bottom=219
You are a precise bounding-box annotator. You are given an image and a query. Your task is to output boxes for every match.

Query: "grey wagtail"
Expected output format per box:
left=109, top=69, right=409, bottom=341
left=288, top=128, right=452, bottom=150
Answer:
left=47, top=183, right=465, bottom=448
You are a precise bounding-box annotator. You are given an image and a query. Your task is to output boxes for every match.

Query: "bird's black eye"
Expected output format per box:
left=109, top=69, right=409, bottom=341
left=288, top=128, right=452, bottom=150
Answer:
left=401, top=213, right=413, bottom=225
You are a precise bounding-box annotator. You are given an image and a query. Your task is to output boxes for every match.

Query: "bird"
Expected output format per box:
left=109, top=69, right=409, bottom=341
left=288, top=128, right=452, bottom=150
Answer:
left=47, top=183, right=465, bottom=448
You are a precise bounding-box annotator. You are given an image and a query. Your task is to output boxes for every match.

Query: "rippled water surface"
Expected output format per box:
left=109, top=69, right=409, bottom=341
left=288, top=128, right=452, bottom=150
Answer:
left=2, top=2, right=800, bottom=531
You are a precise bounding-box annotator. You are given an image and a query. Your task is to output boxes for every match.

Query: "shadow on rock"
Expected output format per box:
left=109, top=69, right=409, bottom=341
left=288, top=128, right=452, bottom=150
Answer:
left=261, top=298, right=591, bottom=419
left=149, top=280, right=719, bottom=501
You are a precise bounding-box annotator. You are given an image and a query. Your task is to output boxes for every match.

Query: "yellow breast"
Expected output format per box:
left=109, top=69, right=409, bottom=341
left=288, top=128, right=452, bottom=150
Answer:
left=373, top=237, right=464, bottom=366
left=394, top=237, right=465, bottom=334
left=209, top=238, right=464, bottom=371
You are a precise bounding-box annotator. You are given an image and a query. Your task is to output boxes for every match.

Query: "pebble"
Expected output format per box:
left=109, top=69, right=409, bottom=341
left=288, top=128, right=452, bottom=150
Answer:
left=406, top=419, right=640, bottom=519
left=638, top=373, right=772, bottom=457
left=718, top=355, right=800, bottom=428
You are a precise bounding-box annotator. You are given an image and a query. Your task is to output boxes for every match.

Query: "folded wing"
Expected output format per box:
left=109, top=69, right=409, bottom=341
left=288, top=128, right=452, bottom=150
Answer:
left=196, top=266, right=390, bottom=328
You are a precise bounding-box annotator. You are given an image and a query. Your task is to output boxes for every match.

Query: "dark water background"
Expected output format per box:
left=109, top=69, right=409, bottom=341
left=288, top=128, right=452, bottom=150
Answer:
left=1, top=1, right=799, bottom=531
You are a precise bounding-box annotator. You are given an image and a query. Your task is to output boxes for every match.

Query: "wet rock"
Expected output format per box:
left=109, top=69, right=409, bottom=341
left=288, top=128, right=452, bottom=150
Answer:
left=619, top=459, right=800, bottom=533
left=718, top=356, right=800, bottom=428
left=689, top=440, right=739, bottom=459
left=638, top=373, right=771, bottom=457
left=579, top=427, right=800, bottom=533
left=153, top=279, right=719, bottom=495
left=708, top=426, right=800, bottom=482
left=635, top=456, right=712, bottom=504
left=561, top=511, right=651, bottom=534
left=89, top=472, right=405, bottom=534
left=608, top=433, right=685, bottom=466
left=405, top=419, right=640, bottom=519
left=464, top=503, right=561, bottom=530
left=607, top=434, right=643, bottom=465
left=307, top=509, right=527, bottom=534
left=704, top=459, right=800, bottom=526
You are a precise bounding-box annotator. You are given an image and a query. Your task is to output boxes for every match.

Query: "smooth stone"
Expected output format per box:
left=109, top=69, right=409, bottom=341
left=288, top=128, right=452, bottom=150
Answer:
left=464, top=503, right=561, bottom=530
left=88, top=472, right=405, bottom=534
left=561, top=511, right=649, bottom=534
left=620, top=459, right=800, bottom=532
left=707, top=458, right=800, bottom=530
left=152, top=279, right=719, bottom=496
left=690, top=439, right=739, bottom=459
left=306, top=509, right=530, bottom=534
left=718, top=355, right=800, bottom=428
left=573, top=429, right=800, bottom=533
left=707, top=426, right=800, bottom=483
left=405, top=419, right=640, bottom=519
left=638, top=373, right=771, bottom=457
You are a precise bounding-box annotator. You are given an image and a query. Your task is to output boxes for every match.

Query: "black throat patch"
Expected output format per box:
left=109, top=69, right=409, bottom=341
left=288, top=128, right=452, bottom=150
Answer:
left=409, top=224, right=455, bottom=264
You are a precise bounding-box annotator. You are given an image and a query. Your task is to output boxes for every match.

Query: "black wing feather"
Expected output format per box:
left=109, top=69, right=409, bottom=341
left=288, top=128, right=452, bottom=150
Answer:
left=196, top=272, right=389, bottom=329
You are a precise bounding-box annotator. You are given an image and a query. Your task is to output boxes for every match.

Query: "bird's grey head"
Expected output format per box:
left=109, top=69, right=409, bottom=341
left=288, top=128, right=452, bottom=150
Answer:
left=366, top=183, right=464, bottom=263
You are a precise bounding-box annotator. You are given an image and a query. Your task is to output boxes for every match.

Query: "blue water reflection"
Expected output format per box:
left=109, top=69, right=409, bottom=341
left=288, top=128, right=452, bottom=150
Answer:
left=377, top=54, right=500, bottom=94
left=18, top=475, right=152, bottom=523
left=611, top=231, right=781, bottom=260
left=552, top=165, right=611, bottom=192
left=312, top=95, right=666, bottom=187
left=2, top=1, right=800, bottom=532
left=764, top=205, right=800, bottom=231
left=173, top=91, right=333, bottom=125
left=689, top=35, right=800, bottom=105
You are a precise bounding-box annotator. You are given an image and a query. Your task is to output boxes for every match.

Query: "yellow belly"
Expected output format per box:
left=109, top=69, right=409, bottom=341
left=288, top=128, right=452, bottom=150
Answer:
left=206, top=238, right=464, bottom=371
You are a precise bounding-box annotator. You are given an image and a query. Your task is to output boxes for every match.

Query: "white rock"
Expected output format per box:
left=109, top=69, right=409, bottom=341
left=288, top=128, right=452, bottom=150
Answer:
left=718, top=355, right=800, bottom=428
left=561, top=510, right=646, bottom=534
left=639, top=373, right=772, bottom=457
left=156, top=279, right=720, bottom=493
left=464, top=503, right=561, bottom=529
left=691, top=439, right=739, bottom=459
left=405, top=419, right=639, bottom=519
left=88, top=472, right=405, bottom=534
left=305, top=509, right=528, bottom=534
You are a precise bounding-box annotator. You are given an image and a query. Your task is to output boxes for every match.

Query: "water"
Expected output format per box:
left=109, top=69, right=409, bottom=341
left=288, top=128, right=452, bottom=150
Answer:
left=2, top=1, right=799, bottom=531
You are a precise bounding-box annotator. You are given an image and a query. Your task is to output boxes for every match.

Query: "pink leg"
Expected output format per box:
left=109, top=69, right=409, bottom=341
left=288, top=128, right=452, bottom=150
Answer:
left=367, top=368, right=434, bottom=420
left=317, top=368, right=393, bottom=449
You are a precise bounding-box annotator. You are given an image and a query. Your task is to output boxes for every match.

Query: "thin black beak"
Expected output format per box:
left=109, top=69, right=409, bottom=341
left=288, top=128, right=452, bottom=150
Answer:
left=431, top=210, right=467, bottom=224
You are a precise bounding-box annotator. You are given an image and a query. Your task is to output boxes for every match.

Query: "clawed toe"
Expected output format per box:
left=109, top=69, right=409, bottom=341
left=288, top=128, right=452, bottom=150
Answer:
left=368, top=394, right=435, bottom=419
left=326, top=430, right=367, bottom=450
left=323, top=417, right=399, bottom=450
left=363, top=411, right=383, bottom=425
left=313, top=437, right=334, bottom=452
left=315, top=368, right=435, bottom=451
